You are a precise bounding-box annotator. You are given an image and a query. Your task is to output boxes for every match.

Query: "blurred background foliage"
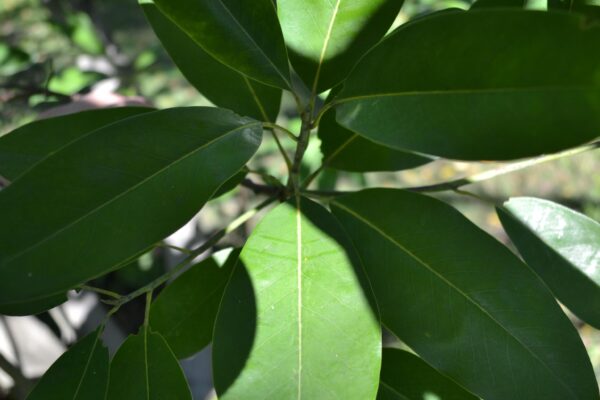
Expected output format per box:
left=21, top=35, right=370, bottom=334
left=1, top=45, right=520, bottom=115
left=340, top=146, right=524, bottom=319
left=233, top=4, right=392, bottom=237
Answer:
left=1, top=0, right=599, bottom=398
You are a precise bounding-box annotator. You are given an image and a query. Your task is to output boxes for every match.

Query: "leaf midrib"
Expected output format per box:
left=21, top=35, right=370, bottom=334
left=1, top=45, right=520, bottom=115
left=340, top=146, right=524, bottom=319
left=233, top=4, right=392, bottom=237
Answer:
left=2, top=122, right=260, bottom=267
left=311, top=0, right=342, bottom=94
left=335, top=85, right=594, bottom=105
left=332, top=202, right=578, bottom=399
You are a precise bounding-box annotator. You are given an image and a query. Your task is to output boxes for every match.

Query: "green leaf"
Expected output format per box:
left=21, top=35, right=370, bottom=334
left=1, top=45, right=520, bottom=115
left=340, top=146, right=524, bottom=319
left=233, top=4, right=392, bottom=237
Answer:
left=150, top=250, right=238, bottom=359
left=0, top=293, right=67, bottom=317
left=27, top=330, right=109, bottom=400
left=212, top=167, right=248, bottom=200
left=107, top=329, right=191, bottom=400
left=152, top=0, right=291, bottom=90
left=319, top=106, right=431, bottom=172
left=0, top=107, right=262, bottom=314
left=335, top=10, right=600, bottom=160
left=377, top=349, right=478, bottom=400
left=331, top=189, right=598, bottom=400
left=141, top=2, right=281, bottom=121
left=498, top=198, right=600, bottom=328
left=278, top=0, right=403, bottom=93
left=213, top=199, right=380, bottom=399
left=0, top=107, right=153, bottom=182
left=471, top=0, right=525, bottom=8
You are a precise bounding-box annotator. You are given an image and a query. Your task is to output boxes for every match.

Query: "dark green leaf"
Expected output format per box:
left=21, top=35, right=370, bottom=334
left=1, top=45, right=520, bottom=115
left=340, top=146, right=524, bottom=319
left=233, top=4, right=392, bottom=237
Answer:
left=27, top=330, right=109, bottom=400
left=213, top=199, right=380, bottom=399
left=0, top=293, right=67, bottom=317
left=0, top=107, right=152, bottom=182
left=319, top=107, right=431, bottom=172
left=335, top=10, right=600, bottom=160
left=471, top=0, right=525, bottom=8
left=331, top=189, right=598, bottom=400
left=212, top=167, right=248, bottom=200
left=141, top=2, right=281, bottom=121
left=107, top=329, right=191, bottom=400
left=0, top=107, right=262, bottom=314
left=150, top=250, right=238, bottom=359
left=152, top=0, right=291, bottom=90
left=498, top=197, right=600, bottom=328
left=378, top=349, right=478, bottom=400
left=278, top=0, right=403, bottom=93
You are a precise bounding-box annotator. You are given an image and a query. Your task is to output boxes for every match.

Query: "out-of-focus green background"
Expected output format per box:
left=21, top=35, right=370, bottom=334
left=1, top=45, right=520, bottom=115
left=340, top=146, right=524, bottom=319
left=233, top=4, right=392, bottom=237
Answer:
left=1, top=0, right=599, bottom=397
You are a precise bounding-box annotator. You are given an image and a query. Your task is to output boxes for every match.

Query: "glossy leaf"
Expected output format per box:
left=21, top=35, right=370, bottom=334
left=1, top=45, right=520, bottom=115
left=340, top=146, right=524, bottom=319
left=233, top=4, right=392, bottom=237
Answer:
left=150, top=250, right=238, bottom=359
left=278, top=0, right=403, bottom=93
left=378, top=349, right=477, bottom=400
left=498, top=197, right=600, bottom=328
left=141, top=2, right=281, bottom=121
left=152, top=0, right=291, bottom=90
left=213, top=199, right=380, bottom=399
left=471, top=0, right=525, bottom=8
left=0, top=107, right=262, bottom=314
left=335, top=10, right=600, bottom=160
left=319, top=106, right=431, bottom=172
left=331, top=189, right=598, bottom=400
left=27, top=330, right=109, bottom=400
left=107, top=329, right=191, bottom=400
left=0, top=107, right=152, bottom=181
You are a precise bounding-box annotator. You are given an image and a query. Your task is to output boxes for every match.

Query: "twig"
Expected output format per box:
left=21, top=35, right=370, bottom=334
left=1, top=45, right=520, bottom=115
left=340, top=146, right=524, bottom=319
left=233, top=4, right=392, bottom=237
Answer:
left=80, top=285, right=122, bottom=300
left=241, top=178, right=283, bottom=198
left=408, top=140, right=600, bottom=193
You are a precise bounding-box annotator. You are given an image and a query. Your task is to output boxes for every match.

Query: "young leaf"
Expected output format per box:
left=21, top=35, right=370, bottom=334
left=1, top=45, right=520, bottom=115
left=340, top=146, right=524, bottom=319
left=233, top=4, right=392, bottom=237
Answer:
left=498, top=198, right=600, bottom=328
left=0, top=107, right=262, bottom=314
left=277, top=0, right=403, bottom=93
left=150, top=250, right=238, bottom=359
left=470, top=0, right=525, bottom=8
left=152, top=0, right=291, bottom=90
left=331, top=189, right=598, bottom=400
left=378, top=349, right=478, bottom=400
left=335, top=10, right=600, bottom=160
left=107, top=330, right=191, bottom=400
left=319, top=107, right=431, bottom=172
left=0, top=107, right=152, bottom=181
left=212, top=199, right=381, bottom=399
left=27, top=330, right=109, bottom=400
left=141, top=2, right=281, bottom=121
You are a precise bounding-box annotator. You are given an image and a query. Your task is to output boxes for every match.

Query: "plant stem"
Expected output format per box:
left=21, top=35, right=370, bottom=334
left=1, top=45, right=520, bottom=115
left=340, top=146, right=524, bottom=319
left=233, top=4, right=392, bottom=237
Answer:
left=104, top=196, right=276, bottom=308
left=155, top=242, right=193, bottom=255
left=144, top=291, right=152, bottom=328
left=409, top=140, right=600, bottom=193
left=263, top=122, right=298, bottom=142
left=80, top=285, right=122, bottom=299
left=288, top=113, right=313, bottom=195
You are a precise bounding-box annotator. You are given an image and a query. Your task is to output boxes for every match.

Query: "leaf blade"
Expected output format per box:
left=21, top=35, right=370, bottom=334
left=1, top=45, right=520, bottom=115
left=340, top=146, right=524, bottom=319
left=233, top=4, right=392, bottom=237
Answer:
left=331, top=189, right=598, bottom=400
left=0, top=107, right=262, bottom=313
left=336, top=10, right=600, bottom=160
left=153, top=0, right=291, bottom=89
left=141, top=2, right=281, bottom=121
left=0, top=107, right=152, bottom=181
left=27, top=330, right=109, bottom=400
left=498, top=197, right=600, bottom=328
left=212, top=199, right=381, bottom=399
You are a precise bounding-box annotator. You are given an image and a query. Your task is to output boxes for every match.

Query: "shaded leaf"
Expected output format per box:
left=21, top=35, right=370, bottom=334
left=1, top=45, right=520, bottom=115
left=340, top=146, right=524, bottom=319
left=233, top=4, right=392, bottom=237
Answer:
left=150, top=250, right=238, bottom=359
left=0, top=293, right=67, bottom=317
left=213, top=199, right=380, bottom=399
left=212, top=167, right=248, bottom=200
left=331, top=189, right=598, bottom=400
left=107, top=329, right=191, bottom=400
left=319, top=106, right=431, bottom=172
left=141, top=2, right=281, bottom=121
left=278, top=0, right=403, bottom=93
left=152, top=0, right=291, bottom=89
left=335, top=10, right=600, bottom=160
left=471, top=0, right=525, bottom=8
left=27, top=330, right=109, bottom=400
left=377, top=349, right=478, bottom=400
left=0, top=107, right=262, bottom=314
left=0, top=107, right=152, bottom=181
left=498, top=197, right=600, bottom=328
